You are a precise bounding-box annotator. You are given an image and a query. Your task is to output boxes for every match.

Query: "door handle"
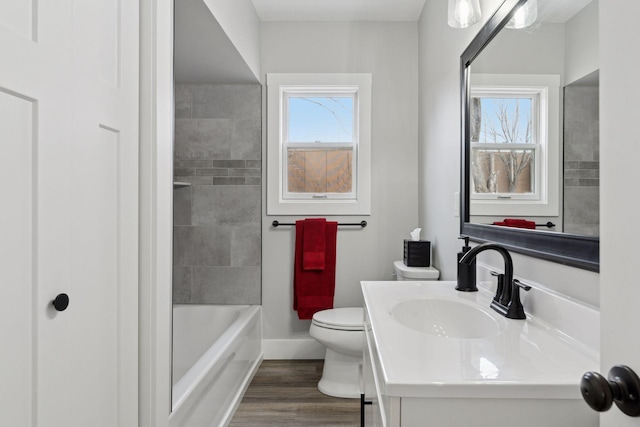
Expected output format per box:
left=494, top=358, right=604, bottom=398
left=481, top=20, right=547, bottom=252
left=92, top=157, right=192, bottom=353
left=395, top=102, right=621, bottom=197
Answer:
left=52, top=293, right=70, bottom=312
left=581, top=365, right=640, bottom=417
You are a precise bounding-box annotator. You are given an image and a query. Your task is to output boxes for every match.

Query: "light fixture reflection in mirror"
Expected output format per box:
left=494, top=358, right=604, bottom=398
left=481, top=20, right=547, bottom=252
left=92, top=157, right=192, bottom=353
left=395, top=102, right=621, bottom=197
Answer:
left=448, top=0, right=482, bottom=28
left=505, top=0, right=538, bottom=29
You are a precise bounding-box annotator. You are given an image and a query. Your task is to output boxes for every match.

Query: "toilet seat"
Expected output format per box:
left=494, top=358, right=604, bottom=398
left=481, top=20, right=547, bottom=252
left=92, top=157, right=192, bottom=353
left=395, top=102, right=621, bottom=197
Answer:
left=312, top=307, right=363, bottom=331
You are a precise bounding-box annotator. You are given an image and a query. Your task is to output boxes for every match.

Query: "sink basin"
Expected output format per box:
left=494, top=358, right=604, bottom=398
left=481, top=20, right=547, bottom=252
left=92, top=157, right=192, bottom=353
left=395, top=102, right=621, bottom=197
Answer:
left=390, top=298, right=505, bottom=338
left=361, top=280, right=600, bottom=413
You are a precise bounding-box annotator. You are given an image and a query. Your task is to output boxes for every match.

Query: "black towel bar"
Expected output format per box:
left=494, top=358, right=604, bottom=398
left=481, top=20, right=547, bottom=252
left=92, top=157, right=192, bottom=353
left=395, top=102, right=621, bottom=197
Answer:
left=537, top=222, right=555, bottom=228
left=271, top=220, right=367, bottom=228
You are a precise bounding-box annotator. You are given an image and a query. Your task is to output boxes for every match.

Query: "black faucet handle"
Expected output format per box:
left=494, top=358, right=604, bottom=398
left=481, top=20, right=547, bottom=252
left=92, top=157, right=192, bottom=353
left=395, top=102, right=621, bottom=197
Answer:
left=505, top=279, right=531, bottom=320
left=513, top=279, right=532, bottom=291
left=490, top=271, right=505, bottom=303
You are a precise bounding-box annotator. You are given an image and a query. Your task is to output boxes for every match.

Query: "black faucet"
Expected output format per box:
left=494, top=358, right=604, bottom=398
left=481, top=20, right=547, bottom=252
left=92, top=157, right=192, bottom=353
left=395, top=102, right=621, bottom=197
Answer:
left=458, top=243, right=531, bottom=319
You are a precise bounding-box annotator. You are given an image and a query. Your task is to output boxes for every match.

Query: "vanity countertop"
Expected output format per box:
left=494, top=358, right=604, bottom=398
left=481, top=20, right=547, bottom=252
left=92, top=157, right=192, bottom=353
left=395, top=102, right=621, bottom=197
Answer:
left=361, top=280, right=599, bottom=399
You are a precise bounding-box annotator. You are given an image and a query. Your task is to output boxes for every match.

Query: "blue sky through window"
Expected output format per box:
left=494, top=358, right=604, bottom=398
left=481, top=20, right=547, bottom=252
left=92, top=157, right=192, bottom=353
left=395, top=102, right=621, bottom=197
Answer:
left=288, top=96, right=354, bottom=143
left=475, top=97, right=532, bottom=144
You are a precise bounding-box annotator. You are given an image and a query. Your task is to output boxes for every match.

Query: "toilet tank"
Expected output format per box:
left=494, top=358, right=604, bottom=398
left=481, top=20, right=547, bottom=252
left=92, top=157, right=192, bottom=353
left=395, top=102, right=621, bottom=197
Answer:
left=393, top=260, right=440, bottom=281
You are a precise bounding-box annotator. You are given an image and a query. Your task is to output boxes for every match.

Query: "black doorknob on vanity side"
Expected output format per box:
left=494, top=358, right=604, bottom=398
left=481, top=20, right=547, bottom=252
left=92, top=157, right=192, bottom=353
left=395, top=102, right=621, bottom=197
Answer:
left=52, top=293, right=70, bottom=312
left=581, top=365, right=640, bottom=417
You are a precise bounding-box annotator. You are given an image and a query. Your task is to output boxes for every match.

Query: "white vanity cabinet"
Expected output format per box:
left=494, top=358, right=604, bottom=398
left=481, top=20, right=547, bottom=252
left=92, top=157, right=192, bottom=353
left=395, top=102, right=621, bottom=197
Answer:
left=362, top=307, right=398, bottom=427
left=361, top=337, right=381, bottom=426
left=360, top=280, right=599, bottom=427
left=363, top=304, right=432, bottom=427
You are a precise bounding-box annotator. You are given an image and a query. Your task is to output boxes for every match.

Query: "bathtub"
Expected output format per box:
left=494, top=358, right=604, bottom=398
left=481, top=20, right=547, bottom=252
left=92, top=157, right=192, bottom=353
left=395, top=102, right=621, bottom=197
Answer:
left=170, top=305, right=262, bottom=427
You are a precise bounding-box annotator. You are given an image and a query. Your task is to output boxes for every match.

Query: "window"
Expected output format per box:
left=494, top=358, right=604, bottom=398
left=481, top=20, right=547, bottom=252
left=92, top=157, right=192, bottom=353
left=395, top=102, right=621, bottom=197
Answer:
left=267, top=74, right=372, bottom=215
left=469, top=74, right=560, bottom=216
left=471, top=88, right=540, bottom=199
left=285, top=92, right=356, bottom=200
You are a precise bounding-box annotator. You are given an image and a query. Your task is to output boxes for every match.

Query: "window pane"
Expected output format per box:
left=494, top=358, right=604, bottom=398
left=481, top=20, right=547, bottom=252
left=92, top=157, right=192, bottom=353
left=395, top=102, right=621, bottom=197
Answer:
left=287, top=147, right=353, bottom=194
left=471, top=97, right=533, bottom=144
left=471, top=148, right=535, bottom=194
left=288, top=96, right=354, bottom=143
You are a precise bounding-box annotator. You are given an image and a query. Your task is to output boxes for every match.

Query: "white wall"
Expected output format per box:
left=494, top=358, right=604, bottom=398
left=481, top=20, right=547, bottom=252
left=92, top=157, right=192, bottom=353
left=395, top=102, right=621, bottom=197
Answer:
left=418, top=0, right=599, bottom=307
left=600, top=1, right=640, bottom=425
left=202, top=0, right=262, bottom=82
left=417, top=0, right=500, bottom=281
left=565, top=0, right=599, bottom=85
left=139, top=0, right=174, bottom=425
left=472, top=22, right=565, bottom=76
left=261, top=22, right=419, bottom=358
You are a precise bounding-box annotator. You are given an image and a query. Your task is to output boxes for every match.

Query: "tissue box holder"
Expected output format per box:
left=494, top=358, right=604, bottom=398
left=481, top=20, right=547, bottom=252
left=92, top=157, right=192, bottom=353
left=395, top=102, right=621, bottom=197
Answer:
left=404, top=240, right=431, bottom=267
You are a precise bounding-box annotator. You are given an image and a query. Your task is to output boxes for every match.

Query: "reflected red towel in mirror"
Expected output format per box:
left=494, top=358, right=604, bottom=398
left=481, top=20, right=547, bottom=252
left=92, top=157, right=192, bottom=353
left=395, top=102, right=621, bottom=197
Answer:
left=293, top=219, right=338, bottom=320
left=493, top=218, right=536, bottom=229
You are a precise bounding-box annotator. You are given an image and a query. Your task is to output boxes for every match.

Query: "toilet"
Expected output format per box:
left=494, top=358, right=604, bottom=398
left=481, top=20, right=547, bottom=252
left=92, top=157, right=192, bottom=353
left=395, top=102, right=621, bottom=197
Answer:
left=309, top=261, right=440, bottom=398
left=309, top=307, right=364, bottom=398
left=392, top=260, right=440, bottom=281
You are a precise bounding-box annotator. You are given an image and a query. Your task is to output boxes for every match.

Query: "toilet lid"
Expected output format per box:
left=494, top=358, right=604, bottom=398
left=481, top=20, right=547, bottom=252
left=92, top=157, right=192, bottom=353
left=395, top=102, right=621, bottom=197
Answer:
left=312, top=307, right=364, bottom=331
left=394, top=260, right=440, bottom=279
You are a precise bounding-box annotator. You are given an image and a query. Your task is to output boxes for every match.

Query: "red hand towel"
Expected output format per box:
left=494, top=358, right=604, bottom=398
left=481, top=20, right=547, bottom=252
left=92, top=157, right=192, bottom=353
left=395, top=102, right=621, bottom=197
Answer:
left=493, top=218, right=536, bottom=229
left=293, top=219, right=338, bottom=320
left=302, top=218, right=326, bottom=271
left=504, top=218, right=536, bottom=229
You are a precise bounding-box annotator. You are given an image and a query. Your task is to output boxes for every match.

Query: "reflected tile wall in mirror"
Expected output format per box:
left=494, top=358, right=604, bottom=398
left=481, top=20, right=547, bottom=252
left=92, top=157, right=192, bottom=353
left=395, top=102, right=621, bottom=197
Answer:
left=563, top=84, right=599, bottom=236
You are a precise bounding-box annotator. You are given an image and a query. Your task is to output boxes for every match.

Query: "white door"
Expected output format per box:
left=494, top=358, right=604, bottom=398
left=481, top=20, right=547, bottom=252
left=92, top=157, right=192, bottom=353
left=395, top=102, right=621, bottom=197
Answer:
left=599, top=1, right=640, bottom=426
left=0, top=1, right=139, bottom=426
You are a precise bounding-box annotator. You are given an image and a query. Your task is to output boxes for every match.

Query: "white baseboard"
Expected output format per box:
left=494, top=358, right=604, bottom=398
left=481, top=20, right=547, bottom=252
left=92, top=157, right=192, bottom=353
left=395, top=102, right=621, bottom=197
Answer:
left=263, top=338, right=326, bottom=360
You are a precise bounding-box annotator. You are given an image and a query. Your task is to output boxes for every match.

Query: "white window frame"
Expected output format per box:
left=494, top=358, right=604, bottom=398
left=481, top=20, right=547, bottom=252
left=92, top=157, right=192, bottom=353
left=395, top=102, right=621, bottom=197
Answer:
left=470, top=74, right=560, bottom=217
left=267, top=73, right=372, bottom=215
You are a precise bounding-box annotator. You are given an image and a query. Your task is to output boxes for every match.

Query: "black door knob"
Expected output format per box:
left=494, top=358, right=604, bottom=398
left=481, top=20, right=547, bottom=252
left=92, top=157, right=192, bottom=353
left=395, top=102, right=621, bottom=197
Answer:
left=52, top=293, right=69, bottom=312
left=581, top=365, right=640, bottom=417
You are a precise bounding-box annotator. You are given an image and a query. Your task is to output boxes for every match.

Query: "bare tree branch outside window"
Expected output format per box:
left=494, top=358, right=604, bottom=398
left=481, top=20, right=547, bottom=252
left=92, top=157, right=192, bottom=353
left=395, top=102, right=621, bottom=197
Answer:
left=471, top=97, right=534, bottom=194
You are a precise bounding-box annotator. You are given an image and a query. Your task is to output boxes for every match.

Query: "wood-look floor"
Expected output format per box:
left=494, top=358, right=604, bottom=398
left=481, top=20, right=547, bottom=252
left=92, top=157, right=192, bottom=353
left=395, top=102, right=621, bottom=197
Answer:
left=229, top=360, right=360, bottom=427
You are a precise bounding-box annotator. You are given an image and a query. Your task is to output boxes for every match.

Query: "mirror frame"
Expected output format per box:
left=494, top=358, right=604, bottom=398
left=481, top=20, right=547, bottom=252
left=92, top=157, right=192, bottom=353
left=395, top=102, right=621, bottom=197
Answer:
left=460, top=0, right=599, bottom=272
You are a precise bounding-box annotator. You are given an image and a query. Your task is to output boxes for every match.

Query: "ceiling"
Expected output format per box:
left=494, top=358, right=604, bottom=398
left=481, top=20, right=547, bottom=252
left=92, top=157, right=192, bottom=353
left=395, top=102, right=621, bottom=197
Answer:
left=537, top=0, right=594, bottom=23
left=250, top=0, right=593, bottom=23
left=251, top=0, right=427, bottom=22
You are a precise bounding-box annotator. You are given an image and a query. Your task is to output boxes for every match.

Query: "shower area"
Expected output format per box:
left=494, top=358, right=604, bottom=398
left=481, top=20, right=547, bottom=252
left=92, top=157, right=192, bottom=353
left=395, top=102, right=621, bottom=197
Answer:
left=169, top=1, right=263, bottom=425
left=170, top=83, right=263, bottom=427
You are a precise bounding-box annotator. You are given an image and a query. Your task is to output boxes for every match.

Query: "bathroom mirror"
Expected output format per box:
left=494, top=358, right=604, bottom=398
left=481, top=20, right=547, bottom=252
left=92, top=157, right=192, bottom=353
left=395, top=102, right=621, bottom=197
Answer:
left=460, top=0, right=599, bottom=271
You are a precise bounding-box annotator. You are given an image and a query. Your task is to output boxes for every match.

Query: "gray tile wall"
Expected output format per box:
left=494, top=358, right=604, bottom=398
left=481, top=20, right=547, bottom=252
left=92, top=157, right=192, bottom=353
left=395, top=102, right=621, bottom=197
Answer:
left=563, top=85, right=599, bottom=236
left=173, top=84, right=262, bottom=304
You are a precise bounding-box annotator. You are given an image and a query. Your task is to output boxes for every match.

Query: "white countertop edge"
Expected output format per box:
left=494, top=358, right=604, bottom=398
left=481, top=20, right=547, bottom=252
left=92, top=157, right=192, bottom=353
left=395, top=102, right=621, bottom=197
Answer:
left=381, top=381, right=583, bottom=400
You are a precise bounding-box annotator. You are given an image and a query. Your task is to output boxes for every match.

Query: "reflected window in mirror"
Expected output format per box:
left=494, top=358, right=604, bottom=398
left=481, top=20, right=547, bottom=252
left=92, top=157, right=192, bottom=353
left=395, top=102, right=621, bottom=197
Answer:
left=471, top=89, right=538, bottom=198
left=469, top=74, right=560, bottom=218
